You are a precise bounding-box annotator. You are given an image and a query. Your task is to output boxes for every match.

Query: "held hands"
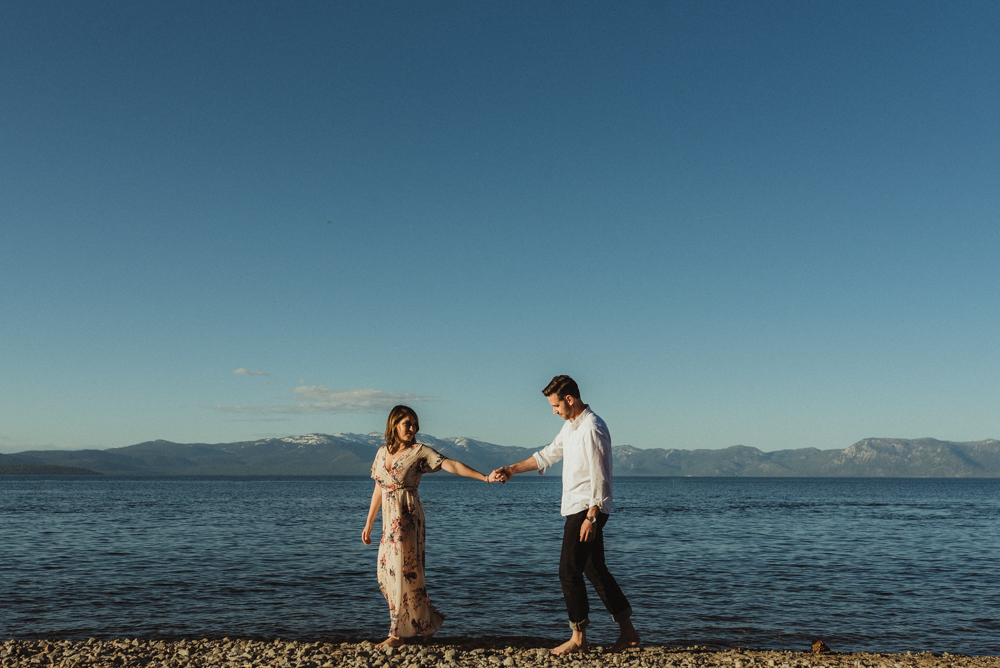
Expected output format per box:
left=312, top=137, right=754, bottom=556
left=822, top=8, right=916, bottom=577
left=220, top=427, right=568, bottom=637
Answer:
left=488, top=466, right=512, bottom=483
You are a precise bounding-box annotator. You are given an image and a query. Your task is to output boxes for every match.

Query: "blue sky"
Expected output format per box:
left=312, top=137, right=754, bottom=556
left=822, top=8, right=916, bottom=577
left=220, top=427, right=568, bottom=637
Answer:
left=2, top=1, right=997, bottom=454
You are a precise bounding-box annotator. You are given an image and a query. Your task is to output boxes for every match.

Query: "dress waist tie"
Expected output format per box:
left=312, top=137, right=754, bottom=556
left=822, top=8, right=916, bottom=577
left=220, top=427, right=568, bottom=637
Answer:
left=382, top=485, right=421, bottom=521
left=383, top=485, right=418, bottom=495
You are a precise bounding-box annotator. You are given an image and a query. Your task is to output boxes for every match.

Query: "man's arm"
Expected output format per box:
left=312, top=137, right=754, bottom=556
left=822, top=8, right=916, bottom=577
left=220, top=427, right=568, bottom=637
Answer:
left=490, top=455, right=539, bottom=482
left=579, top=505, right=600, bottom=542
left=492, top=431, right=565, bottom=482
left=584, top=423, right=612, bottom=513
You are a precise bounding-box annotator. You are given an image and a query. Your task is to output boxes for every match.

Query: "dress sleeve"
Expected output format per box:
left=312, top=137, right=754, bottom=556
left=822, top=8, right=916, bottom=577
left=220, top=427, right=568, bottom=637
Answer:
left=371, top=447, right=383, bottom=481
left=416, top=445, right=446, bottom=474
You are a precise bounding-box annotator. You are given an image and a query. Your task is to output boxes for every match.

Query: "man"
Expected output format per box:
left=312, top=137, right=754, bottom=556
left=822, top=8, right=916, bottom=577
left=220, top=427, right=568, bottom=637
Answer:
left=491, top=375, right=640, bottom=655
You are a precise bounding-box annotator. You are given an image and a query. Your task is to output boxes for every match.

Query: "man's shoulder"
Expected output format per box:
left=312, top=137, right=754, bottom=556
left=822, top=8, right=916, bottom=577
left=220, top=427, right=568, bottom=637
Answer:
left=576, top=409, right=608, bottom=435
left=582, top=407, right=607, bottom=427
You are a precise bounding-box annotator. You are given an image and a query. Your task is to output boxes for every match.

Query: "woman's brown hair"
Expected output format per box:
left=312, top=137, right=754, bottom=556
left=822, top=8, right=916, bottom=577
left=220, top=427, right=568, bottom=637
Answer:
left=384, top=405, right=419, bottom=455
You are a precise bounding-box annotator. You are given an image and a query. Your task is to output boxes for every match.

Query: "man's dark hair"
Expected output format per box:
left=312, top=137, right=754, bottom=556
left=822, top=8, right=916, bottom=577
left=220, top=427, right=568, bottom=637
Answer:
left=542, top=375, right=581, bottom=399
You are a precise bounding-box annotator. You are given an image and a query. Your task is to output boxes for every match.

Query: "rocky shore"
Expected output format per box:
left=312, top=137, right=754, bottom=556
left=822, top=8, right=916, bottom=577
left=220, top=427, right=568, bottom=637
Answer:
left=1, top=640, right=996, bottom=668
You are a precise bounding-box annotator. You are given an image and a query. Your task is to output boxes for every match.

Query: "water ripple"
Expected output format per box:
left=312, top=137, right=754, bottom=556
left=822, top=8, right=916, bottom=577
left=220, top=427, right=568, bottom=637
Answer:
left=2, top=476, right=1000, bottom=654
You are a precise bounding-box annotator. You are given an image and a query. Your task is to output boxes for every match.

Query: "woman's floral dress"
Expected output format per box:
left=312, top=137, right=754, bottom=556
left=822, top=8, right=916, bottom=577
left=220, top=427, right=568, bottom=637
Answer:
left=371, top=443, right=446, bottom=638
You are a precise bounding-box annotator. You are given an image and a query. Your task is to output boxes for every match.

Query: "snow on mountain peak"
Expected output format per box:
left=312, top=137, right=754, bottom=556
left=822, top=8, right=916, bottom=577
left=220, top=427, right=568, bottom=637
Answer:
left=280, top=434, right=331, bottom=445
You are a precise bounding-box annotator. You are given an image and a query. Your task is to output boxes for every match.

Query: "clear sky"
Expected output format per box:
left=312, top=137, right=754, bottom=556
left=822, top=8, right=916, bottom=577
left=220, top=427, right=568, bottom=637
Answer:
left=2, top=1, right=998, bottom=454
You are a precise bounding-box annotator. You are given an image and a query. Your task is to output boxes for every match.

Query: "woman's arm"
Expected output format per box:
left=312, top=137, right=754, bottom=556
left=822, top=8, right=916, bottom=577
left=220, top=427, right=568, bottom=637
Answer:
left=440, top=458, right=489, bottom=482
left=361, top=482, right=382, bottom=545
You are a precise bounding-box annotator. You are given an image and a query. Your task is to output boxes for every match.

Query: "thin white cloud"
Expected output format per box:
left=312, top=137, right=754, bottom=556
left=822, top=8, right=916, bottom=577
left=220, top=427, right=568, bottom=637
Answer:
left=233, top=368, right=269, bottom=376
left=213, top=386, right=438, bottom=415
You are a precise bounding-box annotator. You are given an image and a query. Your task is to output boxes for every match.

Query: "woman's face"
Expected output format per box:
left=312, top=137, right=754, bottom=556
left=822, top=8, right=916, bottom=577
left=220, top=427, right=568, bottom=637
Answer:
left=395, top=415, right=418, bottom=446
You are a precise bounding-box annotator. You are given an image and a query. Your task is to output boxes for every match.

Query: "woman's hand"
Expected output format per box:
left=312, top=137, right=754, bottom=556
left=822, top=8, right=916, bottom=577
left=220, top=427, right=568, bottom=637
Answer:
left=363, top=481, right=381, bottom=545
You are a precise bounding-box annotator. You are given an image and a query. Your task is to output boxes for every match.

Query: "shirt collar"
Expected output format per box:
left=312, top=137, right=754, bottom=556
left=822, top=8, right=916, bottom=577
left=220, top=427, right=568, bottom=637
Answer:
left=569, top=405, right=591, bottom=431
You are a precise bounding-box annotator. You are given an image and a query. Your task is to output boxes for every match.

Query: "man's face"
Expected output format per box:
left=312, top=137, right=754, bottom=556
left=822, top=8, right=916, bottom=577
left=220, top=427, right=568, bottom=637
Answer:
left=548, top=393, right=575, bottom=421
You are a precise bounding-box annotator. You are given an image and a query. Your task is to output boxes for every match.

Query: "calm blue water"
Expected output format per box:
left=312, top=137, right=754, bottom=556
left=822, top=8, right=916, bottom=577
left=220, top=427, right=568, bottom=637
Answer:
left=2, top=476, right=999, bottom=654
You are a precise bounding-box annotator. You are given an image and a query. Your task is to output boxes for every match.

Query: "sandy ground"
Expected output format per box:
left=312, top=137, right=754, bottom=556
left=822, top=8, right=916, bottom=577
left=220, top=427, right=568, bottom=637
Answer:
left=2, top=639, right=995, bottom=668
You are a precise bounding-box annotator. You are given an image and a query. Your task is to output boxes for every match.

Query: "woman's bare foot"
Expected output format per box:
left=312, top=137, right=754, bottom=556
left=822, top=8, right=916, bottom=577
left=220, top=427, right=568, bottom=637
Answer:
left=375, top=636, right=403, bottom=648
left=550, top=638, right=588, bottom=655
left=422, top=633, right=435, bottom=645
left=606, top=628, right=641, bottom=653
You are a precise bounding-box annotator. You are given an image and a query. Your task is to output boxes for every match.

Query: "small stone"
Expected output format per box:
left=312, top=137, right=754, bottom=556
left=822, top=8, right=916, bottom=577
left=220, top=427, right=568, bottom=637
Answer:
left=503, top=659, right=515, bottom=667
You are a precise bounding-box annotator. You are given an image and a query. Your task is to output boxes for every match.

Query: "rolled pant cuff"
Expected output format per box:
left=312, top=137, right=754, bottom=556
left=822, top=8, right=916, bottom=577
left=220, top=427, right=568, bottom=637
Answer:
left=568, top=618, right=589, bottom=631
left=612, top=606, right=633, bottom=623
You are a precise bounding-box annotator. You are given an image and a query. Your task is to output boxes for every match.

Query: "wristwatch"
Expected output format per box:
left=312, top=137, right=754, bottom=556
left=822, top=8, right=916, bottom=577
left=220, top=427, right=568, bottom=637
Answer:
left=586, top=516, right=597, bottom=524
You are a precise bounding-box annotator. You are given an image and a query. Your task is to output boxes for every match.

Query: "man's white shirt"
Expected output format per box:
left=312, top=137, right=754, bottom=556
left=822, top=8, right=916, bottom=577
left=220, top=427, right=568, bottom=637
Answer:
left=533, top=406, right=614, bottom=516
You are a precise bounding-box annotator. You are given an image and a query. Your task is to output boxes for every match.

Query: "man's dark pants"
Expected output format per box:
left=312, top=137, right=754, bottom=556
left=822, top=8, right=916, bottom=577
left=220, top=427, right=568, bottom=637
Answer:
left=559, top=509, right=632, bottom=630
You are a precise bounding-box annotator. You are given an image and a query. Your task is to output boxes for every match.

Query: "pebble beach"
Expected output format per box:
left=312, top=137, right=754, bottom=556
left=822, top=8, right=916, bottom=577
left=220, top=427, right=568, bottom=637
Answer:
left=3, top=639, right=997, bottom=668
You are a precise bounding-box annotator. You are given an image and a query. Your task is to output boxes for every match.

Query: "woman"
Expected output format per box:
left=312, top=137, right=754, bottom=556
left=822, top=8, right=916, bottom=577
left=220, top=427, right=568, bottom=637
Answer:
left=362, top=405, right=491, bottom=647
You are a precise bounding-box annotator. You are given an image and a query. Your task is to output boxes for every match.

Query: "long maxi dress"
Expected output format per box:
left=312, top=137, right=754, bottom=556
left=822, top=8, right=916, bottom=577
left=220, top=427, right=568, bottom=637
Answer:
left=371, top=443, right=446, bottom=638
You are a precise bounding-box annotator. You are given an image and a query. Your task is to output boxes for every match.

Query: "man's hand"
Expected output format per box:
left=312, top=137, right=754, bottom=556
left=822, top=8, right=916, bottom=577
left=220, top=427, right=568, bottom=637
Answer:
left=489, top=467, right=511, bottom=483
left=579, top=517, right=596, bottom=542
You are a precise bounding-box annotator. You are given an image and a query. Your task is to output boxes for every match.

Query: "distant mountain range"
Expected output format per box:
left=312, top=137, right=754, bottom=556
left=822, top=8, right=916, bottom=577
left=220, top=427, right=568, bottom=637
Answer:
left=2, top=434, right=999, bottom=477
left=0, top=464, right=102, bottom=475
left=0, top=433, right=544, bottom=477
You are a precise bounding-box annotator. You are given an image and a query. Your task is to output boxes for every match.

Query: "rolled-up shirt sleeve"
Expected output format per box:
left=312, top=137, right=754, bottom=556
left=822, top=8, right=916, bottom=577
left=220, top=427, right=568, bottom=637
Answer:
left=584, top=423, right=613, bottom=511
left=533, top=433, right=564, bottom=475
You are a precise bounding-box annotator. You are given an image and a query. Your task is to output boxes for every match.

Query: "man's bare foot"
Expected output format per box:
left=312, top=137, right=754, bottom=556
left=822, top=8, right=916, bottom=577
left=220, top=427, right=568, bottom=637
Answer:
left=606, top=629, right=640, bottom=653
left=375, top=636, right=403, bottom=648
left=550, top=639, right=588, bottom=656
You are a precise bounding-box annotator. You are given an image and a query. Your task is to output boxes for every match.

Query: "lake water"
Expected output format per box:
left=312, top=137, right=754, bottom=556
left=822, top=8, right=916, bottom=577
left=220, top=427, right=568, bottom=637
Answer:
left=2, top=476, right=999, bottom=655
